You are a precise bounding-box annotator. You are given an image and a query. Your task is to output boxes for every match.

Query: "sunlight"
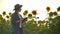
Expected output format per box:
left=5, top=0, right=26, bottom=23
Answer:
left=0, top=0, right=60, bottom=20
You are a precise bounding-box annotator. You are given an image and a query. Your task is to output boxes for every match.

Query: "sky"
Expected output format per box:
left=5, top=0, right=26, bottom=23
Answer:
left=0, top=0, right=60, bottom=20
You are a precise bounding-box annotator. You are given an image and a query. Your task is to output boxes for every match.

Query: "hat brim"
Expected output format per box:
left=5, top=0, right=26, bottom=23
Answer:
left=13, top=5, right=23, bottom=10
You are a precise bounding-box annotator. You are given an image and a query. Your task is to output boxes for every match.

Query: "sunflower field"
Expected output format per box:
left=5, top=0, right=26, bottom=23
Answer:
left=0, top=6, right=60, bottom=34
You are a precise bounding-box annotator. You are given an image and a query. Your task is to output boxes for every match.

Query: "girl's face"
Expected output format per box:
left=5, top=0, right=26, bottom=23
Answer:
left=16, top=9, right=21, bottom=14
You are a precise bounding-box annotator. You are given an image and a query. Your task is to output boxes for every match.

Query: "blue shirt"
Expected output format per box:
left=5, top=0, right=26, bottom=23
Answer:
left=11, top=13, right=23, bottom=31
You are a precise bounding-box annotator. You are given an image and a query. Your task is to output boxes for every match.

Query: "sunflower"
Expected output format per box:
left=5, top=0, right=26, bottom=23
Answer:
left=6, top=15, right=9, bottom=19
left=57, top=7, right=60, bottom=12
left=53, top=12, right=57, bottom=16
left=49, top=12, right=53, bottom=17
left=32, top=10, right=37, bottom=15
left=34, top=21, right=36, bottom=24
left=23, top=10, right=28, bottom=16
left=28, top=14, right=32, bottom=19
left=46, top=6, right=50, bottom=12
left=38, top=20, right=41, bottom=24
left=9, top=12, right=12, bottom=17
left=23, top=13, right=27, bottom=16
left=40, top=20, right=45, bottom=26
left=42, top=20, right=45, bottom=23
left=0, top=14, right=3, bottom=21
left=2, top=11, right=6, bottom=16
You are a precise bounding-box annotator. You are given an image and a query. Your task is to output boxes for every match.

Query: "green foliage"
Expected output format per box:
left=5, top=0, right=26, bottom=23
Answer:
left=0, top=11, right=60, bottom=34
left=0, top=19, right=12, bottom=34
left=0, top=16, right=60, bottom=34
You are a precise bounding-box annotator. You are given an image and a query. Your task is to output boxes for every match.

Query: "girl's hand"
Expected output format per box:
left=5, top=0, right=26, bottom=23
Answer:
left=16, top=19, right=20, bottom=23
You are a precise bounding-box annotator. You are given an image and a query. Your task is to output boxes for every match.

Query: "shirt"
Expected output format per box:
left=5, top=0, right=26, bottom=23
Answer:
left=11, top=13, right=23, bottom=30
left=18, top=14, right=23, bottom=28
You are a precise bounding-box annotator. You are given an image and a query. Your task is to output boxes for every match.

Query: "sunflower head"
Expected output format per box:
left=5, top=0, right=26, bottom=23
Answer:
left=23, top=10, right=28, bottom=16
left=42, top=20, right=45, bottom=23
left=46, top=6, right=50, bottom=12
left=34, top=21, right=36, bottom=24
left=6, top=15, right=9, bottom=19
left=2, top=11, right=6, bottom=16
left=49, top=12, right=53, bottom=17
left=32, top=10, right=37, bottom=15
left=57, top=7, right=60, bottom=12
left=38, top=20, right=41, bottom=24
left=23, top=13, right=26, bottom=16
left=28, top=14, right=32, bottom=19
left=0, top=14, right=3, bottom=21
left=53, top=12, right=57, bottom=16
left=9, top=12, right=12, bottom=17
